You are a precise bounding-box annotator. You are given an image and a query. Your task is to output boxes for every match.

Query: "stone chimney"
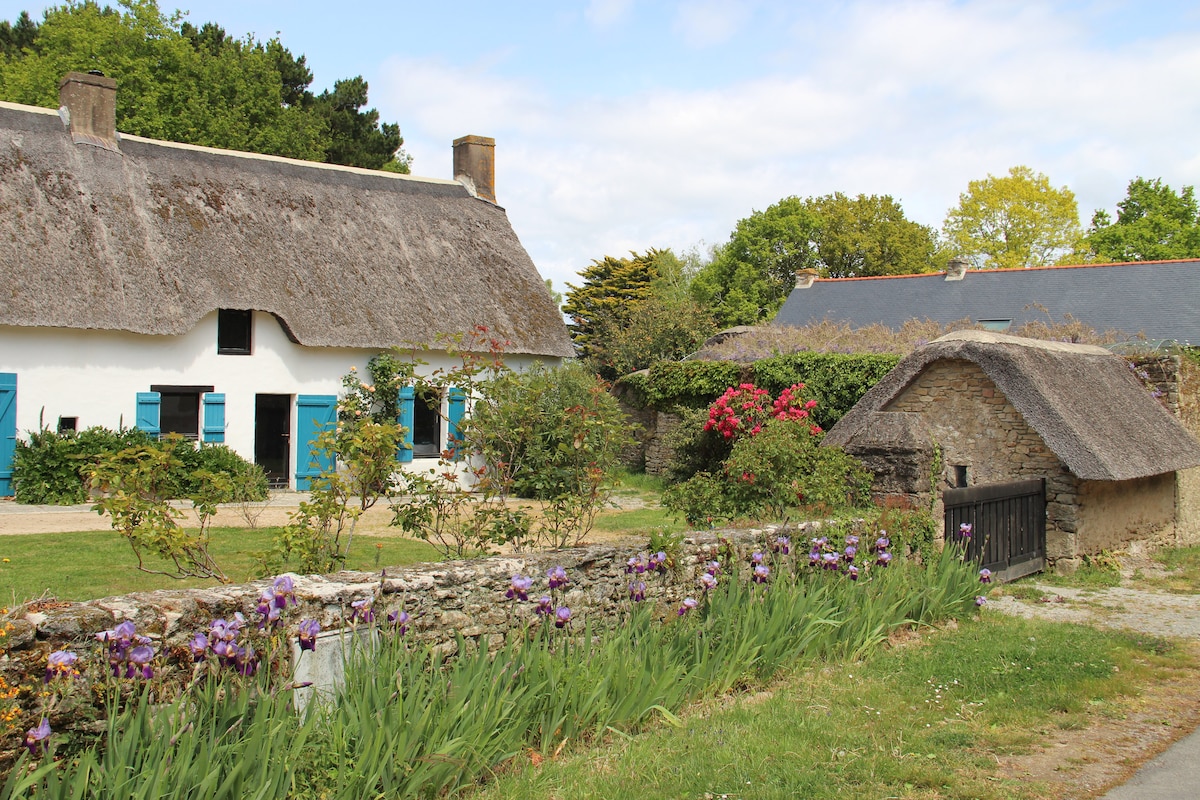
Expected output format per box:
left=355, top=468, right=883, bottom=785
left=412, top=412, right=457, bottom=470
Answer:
left=795, top=268, right=819, bottom=289
left=944, top=257, right=969, bottom=281
left=58, top=71, right=120, bottom=152
left=453, top=135, right=496, bottom=203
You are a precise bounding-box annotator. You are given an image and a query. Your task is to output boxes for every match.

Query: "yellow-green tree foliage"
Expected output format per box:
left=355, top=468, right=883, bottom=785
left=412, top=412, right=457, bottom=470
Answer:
left=942, top=165, right=1081, bottom=270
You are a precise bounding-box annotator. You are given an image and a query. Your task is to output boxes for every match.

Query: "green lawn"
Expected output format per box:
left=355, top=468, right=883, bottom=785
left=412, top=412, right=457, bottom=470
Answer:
left=471, top=615, right=1196, bottom=800
left=0, top=527, right=439, bottom=604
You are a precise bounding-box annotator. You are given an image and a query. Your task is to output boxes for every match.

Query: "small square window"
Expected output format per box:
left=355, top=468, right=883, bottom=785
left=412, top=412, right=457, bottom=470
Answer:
left=57, top=416, right=78, bottom=433
left=953, top=465, right=968, bottom=488
left=977, top=319, right=1012, bottom=332
left=218, top=309, right=252, bottom=355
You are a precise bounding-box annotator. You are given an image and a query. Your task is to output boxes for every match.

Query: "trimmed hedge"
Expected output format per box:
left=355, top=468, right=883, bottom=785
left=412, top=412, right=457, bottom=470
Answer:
left=619, top=351, right=901, bottom=431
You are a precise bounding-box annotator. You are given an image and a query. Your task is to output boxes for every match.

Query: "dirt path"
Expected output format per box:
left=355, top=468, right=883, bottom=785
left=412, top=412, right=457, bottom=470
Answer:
left=987, top=558, right=1200, bottom=798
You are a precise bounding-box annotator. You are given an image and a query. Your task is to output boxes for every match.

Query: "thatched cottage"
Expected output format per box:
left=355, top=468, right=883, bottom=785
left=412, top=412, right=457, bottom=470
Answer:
left=0, top=72, right=573, bottom=494
left=825, top=331, right=1200, bottom=576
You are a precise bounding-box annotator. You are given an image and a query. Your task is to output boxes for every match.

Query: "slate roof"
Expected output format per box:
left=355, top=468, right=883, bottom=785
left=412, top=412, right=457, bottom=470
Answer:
left=774, top=260, right=1200, bottom=345
left=0, top=99, right=574, bottom=358
left=824, top=331, right=1200, bottom=482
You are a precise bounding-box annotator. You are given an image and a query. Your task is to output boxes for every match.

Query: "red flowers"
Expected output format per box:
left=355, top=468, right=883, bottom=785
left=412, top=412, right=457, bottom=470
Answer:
left=702, top=382, right=821, bottom=441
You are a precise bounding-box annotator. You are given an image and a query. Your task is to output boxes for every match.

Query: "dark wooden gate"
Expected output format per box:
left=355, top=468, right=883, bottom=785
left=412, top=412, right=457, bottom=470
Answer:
left=943, top=478, right=1046, bottom=582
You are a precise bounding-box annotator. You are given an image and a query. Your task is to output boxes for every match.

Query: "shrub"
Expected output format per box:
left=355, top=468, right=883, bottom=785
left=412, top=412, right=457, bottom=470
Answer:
left=12, top=426, right=154, bottom=505
left=662, top=383, right=871, bottom=526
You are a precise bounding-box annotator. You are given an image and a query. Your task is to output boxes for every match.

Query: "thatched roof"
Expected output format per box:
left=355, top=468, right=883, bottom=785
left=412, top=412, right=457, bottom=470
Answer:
left=824, top=331, right=1200, bottom=481
left=0, top=100, right=573, bottom=358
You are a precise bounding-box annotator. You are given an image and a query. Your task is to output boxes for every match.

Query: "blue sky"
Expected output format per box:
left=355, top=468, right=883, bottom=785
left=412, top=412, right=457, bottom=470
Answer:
left=5, top=1, right=1200, bottom=292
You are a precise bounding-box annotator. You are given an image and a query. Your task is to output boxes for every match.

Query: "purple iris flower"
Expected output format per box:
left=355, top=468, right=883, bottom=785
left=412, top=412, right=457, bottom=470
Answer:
left=648, top=551, right=668, bottom=572
left=847, top=565, right=859, bottom=581
left=629, top=580, right=647, bottom=602
left=750, top=551, right=764, bottom=566
left=845, top=534, right=859, bottom=548
left=699, top=572, right=718, bottom=592
left=843, top=545, right=857, bottom=563
left=188, top=633, right=209, bottom=662
left=535, top=595, right=554, bottom=616
left=811, top=536, right=828, bottom=550
left=350, top=598, right=375, bottom=624
left=386, top=610, right=410, bottom=635
left=298, top=619, right=321, bottom=651
left=809, top=548, right=821, bottom=567
left=960, top=523, right=973, bottom=539
left=678, top=597, right=698, bottom=616
left=872, top=536, right=891, bottom=553
left=975, top=595, right=988, bottom=606
left=752, top=564, right=769, bottom=584
left=44, top=650, right=78, bottom=683
left=272, top=575, right=296, bottom=609
left=979, top=568, right=992, bottom=584
left=127, top=645, right=155, bottom=679
left=822, top=552, right=840, bottom=571
left=554, top=606, right=571, bottom=629
left=626, top=554, right=648, bottom=575
left=25, top=718, right=51, bottom=757
left=773, top=536, right=790, bottom=555
left=236, top=643, right=258, bottom=677
left=547, top=566, right=569, bottom=590
left=704, top=560, right=721, bottom=576
left=876, top=552, right=892, bottom=567
left=506, top=574, right=533, bottom=601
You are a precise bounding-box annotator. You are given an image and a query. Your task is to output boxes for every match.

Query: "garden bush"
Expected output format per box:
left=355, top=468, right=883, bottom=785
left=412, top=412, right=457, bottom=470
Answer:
left=662, top=382, right=871, bottom=526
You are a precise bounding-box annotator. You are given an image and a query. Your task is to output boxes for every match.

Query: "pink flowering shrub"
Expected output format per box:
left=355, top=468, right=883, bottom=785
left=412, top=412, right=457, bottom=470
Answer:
left=665, top=383, right=870, bottom=526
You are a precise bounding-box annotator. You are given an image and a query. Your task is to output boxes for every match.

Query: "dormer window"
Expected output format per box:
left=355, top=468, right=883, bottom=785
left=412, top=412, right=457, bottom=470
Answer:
left=218, top=309, right=252, bottom=355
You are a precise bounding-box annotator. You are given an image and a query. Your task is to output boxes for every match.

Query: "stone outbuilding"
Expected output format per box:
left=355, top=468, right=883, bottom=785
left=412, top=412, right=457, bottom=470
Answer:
left=824, top=331, right=1200, bottom=575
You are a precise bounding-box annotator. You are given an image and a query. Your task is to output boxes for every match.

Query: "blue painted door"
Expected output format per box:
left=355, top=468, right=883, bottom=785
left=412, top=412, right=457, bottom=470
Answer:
left=295, top=395, right=337, bottom=490
left=0, top=374, right=15, bottom=497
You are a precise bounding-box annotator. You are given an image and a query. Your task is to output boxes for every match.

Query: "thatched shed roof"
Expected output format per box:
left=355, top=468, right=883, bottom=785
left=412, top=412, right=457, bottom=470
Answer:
left=824, top=331, right=1200, bottom=482
left=0, top=100, right=573, bottom=358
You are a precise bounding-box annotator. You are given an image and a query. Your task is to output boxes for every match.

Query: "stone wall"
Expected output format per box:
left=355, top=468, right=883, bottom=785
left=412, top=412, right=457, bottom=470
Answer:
left=1, top=526, right=794, bottom=694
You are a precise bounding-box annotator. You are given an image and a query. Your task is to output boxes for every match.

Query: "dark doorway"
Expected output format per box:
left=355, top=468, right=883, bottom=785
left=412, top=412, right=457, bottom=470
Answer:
left=256, top=394, right=291, bottom=488
left=944, top=478, right=1046, bottom=582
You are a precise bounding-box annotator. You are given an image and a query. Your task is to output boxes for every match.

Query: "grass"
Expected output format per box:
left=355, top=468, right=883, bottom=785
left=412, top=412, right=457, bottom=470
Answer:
left=0, top=527, right=439, bottom=604
left=471, top=614, right=1198, bottom=800
left=1144, top=545, right=1200, bottom=594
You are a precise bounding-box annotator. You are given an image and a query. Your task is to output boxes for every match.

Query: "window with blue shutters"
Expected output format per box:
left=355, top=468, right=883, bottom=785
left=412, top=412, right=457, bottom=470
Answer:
left=202, top=393, right=226, bottom=443
left=397, top=386, right=415, bottom=463
left=135, top=392, right=161, bottom=437
left=0, top=374, right=16, bottom=497
left=447, top=388, right=466, bottom=460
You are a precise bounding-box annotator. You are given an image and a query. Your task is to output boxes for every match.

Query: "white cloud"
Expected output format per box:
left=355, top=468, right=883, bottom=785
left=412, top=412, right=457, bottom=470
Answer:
left=672, top=0, right=751, bottom=47
left=375, top=1, right=1200, bottom=292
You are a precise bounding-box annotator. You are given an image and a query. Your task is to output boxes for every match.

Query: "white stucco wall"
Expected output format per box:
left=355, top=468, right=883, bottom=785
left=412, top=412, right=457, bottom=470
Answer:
left=0, top=312, right=546, bottom=490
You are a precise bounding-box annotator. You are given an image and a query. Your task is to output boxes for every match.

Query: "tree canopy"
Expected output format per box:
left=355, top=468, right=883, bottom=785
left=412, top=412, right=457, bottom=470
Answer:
left=563, top=248, right=715, bottom=379
left=1085, top=177, right=1200, bottom=262
left=942, top=165, right=1081, bottom=270
left=0, top=1, right=411, bottom=172
left=690, top=193, right=940, bottom=327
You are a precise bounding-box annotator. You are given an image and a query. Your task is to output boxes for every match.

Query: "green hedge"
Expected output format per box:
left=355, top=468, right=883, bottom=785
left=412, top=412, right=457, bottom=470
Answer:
left=619, top=351, right=901, bottom=430
left=12, top=427, right=268, bottom=506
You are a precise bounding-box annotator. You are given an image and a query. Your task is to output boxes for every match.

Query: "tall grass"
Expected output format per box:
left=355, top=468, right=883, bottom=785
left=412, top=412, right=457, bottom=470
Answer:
left=3, top=549, right=980, bottom=799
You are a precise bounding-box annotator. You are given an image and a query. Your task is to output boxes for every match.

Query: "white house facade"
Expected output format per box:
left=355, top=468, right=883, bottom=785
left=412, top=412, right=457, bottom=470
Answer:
left=0, top=73, right=573, bottom=495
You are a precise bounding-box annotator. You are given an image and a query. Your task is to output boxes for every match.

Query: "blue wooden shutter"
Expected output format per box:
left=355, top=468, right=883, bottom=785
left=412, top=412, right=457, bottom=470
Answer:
left=446, top=388, right=467, bottom=460
left=0, top=374, right=16, bottom=497
left=202, top=393, right=226, bottom=443
left=135, top=392, right=161, bottom=437
left=295, top=395, right=337, bottom=490
left=397, top=385, right=415, bottom=463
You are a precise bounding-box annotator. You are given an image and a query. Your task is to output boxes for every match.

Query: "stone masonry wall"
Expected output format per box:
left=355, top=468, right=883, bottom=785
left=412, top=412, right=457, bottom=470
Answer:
left=883, top=360, right=1081, bottom=564
left=1, top=526, right=799, bottom=694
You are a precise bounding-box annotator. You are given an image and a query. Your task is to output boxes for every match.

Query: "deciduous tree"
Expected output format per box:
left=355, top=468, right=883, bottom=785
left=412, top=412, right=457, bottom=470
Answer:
left=691, top=193, right=940, bottom=327
left=1085, top=177, right=1200, bottom=262
left=942, top=166, right=1081, bottom=269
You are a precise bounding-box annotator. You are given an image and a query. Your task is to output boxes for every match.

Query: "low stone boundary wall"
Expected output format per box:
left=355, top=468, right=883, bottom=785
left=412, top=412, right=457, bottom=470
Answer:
left=3, top=526, right=805, bottom=690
